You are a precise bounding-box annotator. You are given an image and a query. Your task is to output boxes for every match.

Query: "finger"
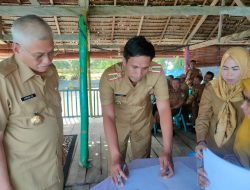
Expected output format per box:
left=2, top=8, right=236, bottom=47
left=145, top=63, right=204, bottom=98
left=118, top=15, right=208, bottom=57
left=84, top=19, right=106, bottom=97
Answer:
left=119, top=169, right=128, bottom=180
left=159, top=157, right=165, bottom=171
left=167, top=164, right=174, bottom=177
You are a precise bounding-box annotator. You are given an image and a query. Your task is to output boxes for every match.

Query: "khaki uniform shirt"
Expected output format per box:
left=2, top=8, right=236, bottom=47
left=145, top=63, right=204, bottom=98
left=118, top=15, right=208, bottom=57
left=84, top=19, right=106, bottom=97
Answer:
left=169, top=88, right=186, bottom=109
left=185, top=68, right=202, bottom=86
left=0, top=56, right=64, bottom=190
left=99, top=62, right=169, bottom=157
left=196, top=83, right=244, bottom=155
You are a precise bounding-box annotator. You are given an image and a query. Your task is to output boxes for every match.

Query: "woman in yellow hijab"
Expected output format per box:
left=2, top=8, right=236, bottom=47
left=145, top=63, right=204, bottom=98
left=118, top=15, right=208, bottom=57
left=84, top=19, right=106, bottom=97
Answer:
left=234, top=78, right=250, bottom=168
left=195, top=47, right=250, bottom=188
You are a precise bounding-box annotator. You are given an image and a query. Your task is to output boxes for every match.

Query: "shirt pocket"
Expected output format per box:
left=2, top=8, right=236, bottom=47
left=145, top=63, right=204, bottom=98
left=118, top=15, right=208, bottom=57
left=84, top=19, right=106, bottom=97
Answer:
left=20, top=96, right=47, bottom=117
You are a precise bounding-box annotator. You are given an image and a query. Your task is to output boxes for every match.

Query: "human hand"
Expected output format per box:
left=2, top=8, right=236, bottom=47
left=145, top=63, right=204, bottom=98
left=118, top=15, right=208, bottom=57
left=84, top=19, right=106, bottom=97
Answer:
left=198, top=167, right=209, bottom=189
left=110, top=155, right=128, bottom=187
left=159, top=150, right=174, bottom=178
left=195, top=141, right=207, bottom=159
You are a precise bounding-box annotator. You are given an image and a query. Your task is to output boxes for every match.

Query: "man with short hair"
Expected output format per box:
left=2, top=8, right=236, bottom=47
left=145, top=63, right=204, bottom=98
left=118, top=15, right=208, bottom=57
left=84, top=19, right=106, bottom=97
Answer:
left=203, top=71, right=214, bottom=84
left=0, top=15, right=64, bottom=190
left=100, top=36, right=174, bottom=186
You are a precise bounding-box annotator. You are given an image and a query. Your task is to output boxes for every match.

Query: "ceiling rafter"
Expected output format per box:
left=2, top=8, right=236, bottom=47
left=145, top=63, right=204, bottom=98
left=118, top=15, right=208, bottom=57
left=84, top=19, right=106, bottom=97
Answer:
left=234, top=0, right=250, bottom=23
left=0, top=16, right=5, bottom=45
left=111, top=0, right=117, bottom=43
left=181, top=0, right=208, bottom=44
left=0, top=6, right=250, bottom=17
left=189, top=29, right=250, bottom=50
left=136, top=0, right=148, bottom=36
left=157, top=0, right=178, bottom=45
left=183, top=0, right=219, bottom=45
left=207, top=1, right=235, bottom=40
left=217, top=0, right=225, bottom=43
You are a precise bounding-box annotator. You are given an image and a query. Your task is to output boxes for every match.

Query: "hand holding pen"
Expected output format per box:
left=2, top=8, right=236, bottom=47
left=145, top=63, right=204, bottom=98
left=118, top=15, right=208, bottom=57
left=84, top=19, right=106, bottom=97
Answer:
left=111, top=156, right=129, bottom=187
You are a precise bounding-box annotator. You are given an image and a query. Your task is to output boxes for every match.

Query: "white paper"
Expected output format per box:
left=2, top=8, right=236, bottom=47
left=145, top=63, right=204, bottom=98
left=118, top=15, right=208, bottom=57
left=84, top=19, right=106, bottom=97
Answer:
left=121, top=161, right=199, bottom=190
left=203, top=149, right=250, bottom=190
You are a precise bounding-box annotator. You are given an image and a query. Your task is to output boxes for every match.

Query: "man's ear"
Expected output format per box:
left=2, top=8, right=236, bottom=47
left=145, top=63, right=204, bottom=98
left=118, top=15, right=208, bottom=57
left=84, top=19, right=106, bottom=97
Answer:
left=12, top=43, right=21, bottom=54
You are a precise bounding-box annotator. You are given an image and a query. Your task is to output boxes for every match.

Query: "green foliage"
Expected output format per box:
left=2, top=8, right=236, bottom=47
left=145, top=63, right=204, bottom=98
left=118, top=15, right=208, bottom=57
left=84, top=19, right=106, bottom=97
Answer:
left=53, top=60, right=80, bottom=80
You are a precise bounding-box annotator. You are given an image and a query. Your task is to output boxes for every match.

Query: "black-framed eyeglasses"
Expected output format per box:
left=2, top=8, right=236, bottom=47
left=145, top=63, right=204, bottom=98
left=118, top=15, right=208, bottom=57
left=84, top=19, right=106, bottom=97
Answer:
left=18, top=43, right=59, bottom=62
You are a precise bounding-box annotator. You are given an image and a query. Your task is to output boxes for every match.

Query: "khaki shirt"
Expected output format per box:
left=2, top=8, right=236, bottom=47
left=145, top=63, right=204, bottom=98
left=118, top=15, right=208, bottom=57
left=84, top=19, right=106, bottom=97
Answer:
left=185, top=68, right=202, bottom=86
left=0, top=56, right=64, bottom=190
left=196, top=83, right=244, bottom=155
left=99, top=62, right=169, bottom=130
left=169, top=88, right=186, bottom=108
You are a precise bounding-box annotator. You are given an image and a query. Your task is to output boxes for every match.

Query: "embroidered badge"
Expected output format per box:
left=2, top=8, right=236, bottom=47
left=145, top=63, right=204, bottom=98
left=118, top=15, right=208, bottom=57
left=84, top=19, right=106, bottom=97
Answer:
left=149, top=66, right=162, bottom=73
left=108, top=72, right=122, bottom=81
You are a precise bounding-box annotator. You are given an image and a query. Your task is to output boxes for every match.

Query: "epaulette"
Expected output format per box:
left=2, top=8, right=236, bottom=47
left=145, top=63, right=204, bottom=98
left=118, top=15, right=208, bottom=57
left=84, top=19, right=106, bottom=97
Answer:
left=149, top=65, right=162, bottom=73
left=107, top=72, right=123, bottom=81
left=0, top=58, right=17, bottom=78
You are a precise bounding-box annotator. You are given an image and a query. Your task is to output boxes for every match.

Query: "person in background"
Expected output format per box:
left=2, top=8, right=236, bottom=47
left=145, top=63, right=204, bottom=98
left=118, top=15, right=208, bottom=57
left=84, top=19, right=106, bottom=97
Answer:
left=203, top=71, right=214, bottom=85
left=186, top=75, right=204, bottom=129
left=185, top=60, right=202, bottom=87
left=169, top=78, right=186, bottom=116
left=234, top=78, right=250, bottom=169
left=0, top=15, right=64, bottom=190
left=99, top=36, right=174, bottom=187
left=179, top=74, right=189, bottom=100
left=195, top=47, right=250, bottom=188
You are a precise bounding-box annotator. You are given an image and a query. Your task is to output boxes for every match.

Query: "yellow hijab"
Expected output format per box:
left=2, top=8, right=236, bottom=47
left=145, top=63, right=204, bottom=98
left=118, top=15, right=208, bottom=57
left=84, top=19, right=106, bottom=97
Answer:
left=234, top=79, right=250, bottom=168
left=211, top=47, right=250, bottom=147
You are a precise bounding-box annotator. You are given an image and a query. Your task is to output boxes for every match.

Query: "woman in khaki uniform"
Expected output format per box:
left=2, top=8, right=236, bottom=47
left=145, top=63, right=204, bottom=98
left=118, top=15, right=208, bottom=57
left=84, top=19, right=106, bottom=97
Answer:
left=195, top=47, right=250, bottom=188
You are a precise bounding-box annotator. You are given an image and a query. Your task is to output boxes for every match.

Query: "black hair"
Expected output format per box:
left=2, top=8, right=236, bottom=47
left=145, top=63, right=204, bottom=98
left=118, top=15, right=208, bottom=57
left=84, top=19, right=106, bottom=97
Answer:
left=195, top=75, right=203, bottom=82
left=206, top=71, right=214, bottom=79
left=190, top=60, right=196, bottom=64
left=123, top=36, right=155, bottom=61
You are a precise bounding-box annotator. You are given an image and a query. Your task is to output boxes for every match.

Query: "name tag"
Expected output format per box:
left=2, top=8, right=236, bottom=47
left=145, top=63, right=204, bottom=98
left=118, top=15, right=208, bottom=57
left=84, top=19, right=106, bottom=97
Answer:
left=21, top=93, right=36, bottom=101
left=115, top=94, right=126, bottom=97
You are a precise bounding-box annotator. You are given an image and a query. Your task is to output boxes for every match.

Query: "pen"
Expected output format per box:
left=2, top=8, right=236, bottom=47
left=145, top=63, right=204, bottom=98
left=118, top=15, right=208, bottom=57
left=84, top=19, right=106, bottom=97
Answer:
left=117, top=164, right=127, bottom=186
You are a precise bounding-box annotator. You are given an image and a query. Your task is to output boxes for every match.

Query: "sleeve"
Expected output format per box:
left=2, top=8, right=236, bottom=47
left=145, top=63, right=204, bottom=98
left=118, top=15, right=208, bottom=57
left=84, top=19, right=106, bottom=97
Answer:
left=195, top=84, right=213, bottom=142
left=0, top=78, right=9, bottom=132
left=99, top=71, right=114, bottom=106
left=153, top=73, right=169, bottom=101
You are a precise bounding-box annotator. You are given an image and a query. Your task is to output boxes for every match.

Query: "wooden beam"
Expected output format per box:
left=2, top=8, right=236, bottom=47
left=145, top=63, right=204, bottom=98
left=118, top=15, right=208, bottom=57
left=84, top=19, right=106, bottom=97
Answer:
left=0, top=17, right=5, bottom=45
left=181, top=0, right=208, bottom=44
left=0, top=50, right=184, bottom=59
left=0, top=5, right=250, bottom=17
left=183, top=0, right=219, bottom=45
left=207, top=1, right=235, bottom=40
left=158, top=0, right=178, bottom=45
left=3, top=34, right=79, bottom=41
left=111, top=0, right=117, bottom=43
left=234, top=0, right=250, bottom=22
left=217, top=0, right=225, bottom=43
left=189, top=29, right=250, bottom=50
left=0, top=5, right=87, bottom=17
left=89, top=5, right=250, bottom=17
left=29, top=0, right=40, bottom=6
left=137, top=0, right=148, bottom=36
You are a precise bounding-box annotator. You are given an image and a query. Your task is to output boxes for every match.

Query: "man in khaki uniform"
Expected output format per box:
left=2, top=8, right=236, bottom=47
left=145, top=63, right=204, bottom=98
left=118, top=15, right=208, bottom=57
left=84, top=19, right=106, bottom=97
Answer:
left=169, top=78, right=186, bottom=116
left=100, top=36, right=173, bottom=186
left=0, top=15, right=64, bottom=190
left=185, top=60, right=202, bottom=87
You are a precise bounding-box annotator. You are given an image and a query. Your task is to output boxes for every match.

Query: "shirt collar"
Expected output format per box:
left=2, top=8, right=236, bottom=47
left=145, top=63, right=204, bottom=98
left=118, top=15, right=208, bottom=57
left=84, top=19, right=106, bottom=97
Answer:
left=14, top=56, right=35, bottom=83
left=14, top=56, right=54, bottom=82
